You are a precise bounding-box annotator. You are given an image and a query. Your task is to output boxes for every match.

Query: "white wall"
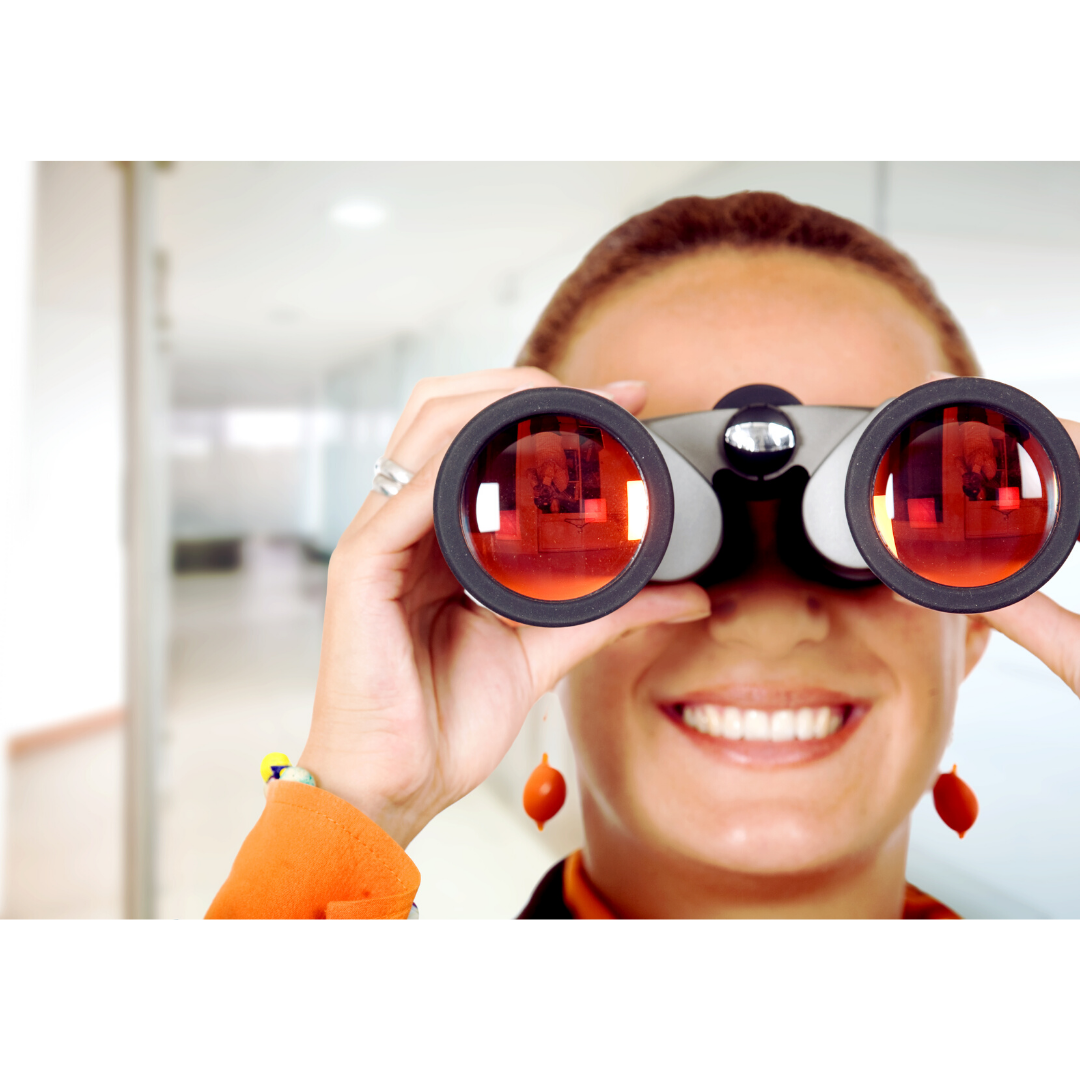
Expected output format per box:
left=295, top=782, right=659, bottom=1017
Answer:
left=0, top=162, right=125, bottom=916
left=0, top=163, right=36, bottom=913
left=14, top=163, right=125, bottom=733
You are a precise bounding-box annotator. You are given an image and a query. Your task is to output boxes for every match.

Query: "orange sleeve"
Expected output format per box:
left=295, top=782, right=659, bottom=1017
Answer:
left=205, top=780, right=420, bottom=919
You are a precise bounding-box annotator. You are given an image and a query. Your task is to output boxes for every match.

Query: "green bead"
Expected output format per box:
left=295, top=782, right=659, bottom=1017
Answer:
left=278, top=766, right=315, bottom=786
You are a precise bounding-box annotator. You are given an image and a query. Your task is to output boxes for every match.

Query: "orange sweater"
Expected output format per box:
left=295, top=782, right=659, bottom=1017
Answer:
left=206, top=780, right=958, bottom=919
left=206, top=780, right=420, bottom=919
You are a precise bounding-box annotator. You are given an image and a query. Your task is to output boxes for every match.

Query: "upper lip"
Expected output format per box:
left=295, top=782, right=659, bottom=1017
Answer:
left=658, top=684, right=871, bottom=711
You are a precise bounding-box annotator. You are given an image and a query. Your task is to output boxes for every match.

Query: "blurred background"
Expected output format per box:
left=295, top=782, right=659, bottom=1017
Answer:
left=2, top=161, right=1080, bottom=918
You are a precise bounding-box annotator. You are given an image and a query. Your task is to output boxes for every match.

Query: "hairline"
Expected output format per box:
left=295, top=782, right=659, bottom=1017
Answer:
left=539, top=243, right=957, bottom=382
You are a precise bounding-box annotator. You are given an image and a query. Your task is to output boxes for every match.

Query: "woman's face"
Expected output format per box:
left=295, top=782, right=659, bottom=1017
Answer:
left=556, top=249, right=990, bottom=877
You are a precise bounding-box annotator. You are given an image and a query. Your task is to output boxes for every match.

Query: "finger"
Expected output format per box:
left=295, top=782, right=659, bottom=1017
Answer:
left=516, top=582, right=711, bottom=697
left=385, top=384, right=556, bottom=477
left=592, top=379, right=648, bottom=415
left=360, top=379, right=651, bottom=535
left=350, top=372, right=650, bottom=545
left=385, top=367, right=561, bottom=461
left=980, top=590, right=1080, bottom=695
left=357, top=382, right=572, bottom=533
left=336, top=452, right=446, bottom=571
left=357, top=386, right=533, bottom=532
left=386, top=377, right=648, bottom=474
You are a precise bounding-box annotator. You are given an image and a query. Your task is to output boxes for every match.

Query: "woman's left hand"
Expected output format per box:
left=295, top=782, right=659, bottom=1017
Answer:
left=976, top=418, right=1080, bottom=696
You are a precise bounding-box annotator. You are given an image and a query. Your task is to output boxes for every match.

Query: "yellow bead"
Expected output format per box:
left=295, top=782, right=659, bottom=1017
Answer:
left=260, top=752, right=290, bottom=782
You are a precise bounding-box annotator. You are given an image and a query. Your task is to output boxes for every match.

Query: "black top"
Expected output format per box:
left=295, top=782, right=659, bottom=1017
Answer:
left=517, top=859, right=572, bottom=919
left=515, top=857, right=957, bottom=918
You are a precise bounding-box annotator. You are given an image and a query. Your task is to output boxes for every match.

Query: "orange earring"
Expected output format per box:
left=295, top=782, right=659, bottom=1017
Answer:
left=523, top=753, right=566, bottom=831
left=933, top=764, right=979, bottom=838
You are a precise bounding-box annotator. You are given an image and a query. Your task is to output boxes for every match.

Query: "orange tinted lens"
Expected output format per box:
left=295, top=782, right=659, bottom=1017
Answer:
left=460, top=415, right=648, bottom=600
left=871, top=405, right=1059, bottom=587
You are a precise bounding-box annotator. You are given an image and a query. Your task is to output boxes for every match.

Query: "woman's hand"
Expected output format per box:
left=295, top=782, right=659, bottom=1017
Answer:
left=297, top=368, right=711, bottom=848
left=976, top=418, right=1080, bottom=695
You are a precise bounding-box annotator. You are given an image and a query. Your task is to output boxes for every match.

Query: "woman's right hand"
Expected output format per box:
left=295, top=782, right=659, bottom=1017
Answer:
left=296, top=367, right=711, bottom=849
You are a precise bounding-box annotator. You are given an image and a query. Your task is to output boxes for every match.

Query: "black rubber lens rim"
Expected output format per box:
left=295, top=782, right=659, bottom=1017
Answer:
left=433, top=387, right=675, bottom=627
left=845, top=377, right=1080, bottom=613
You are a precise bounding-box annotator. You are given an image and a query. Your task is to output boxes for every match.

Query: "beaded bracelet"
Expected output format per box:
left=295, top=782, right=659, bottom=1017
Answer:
left=260, top=753, right=316, bottom=797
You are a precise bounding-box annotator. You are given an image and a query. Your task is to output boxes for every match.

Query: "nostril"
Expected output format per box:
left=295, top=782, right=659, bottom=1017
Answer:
left=712, top=598, right=737, bottom=620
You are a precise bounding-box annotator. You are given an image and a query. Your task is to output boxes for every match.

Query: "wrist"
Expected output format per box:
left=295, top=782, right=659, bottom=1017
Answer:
left=296, top=748, right=432, bottom=849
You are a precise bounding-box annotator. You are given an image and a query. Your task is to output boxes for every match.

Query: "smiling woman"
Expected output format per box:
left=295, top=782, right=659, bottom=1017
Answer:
left=206, top=190, right=1080, bottom=920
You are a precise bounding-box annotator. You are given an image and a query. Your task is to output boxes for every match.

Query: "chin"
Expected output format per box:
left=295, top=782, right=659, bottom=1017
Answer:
left=635, top=793, right=884, bottom=878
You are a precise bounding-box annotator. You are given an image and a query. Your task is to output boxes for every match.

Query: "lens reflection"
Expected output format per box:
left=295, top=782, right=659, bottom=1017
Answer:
left=871, top=405, right=1058, bottom=587
left=461, top=414, right=648, bottom=600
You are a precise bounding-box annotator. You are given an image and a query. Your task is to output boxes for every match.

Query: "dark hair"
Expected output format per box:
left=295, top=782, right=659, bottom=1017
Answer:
left=516, top=191, right=979, bottom=376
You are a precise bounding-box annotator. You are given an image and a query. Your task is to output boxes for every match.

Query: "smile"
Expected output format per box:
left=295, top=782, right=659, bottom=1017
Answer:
left=680, top=703, right=846, bottom=741
left=658, top=692, right=868, bottom=766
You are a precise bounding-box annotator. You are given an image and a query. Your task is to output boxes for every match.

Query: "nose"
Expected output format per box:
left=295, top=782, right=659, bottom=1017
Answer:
left=704, top=498, right=831, bottom=656
left=705, top=579, right=830, bottom=657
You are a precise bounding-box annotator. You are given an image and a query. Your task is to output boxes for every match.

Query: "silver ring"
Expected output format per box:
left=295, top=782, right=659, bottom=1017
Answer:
left=373, top=455, right=415, bottom=497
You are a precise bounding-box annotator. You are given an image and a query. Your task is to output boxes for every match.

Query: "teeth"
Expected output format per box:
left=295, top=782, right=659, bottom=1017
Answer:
left=795, top=707, right=815, bottom=740
left=722, top=706, right=743, bottom=740
left=704, top=704, right=723, bottom=736
left=744, top=709, right=770, bottom=740
left=681, top=704, right=846, bottom=741
left=814, top=706, right=841, bottom=738
left=770, top=709, right=795, bottom=742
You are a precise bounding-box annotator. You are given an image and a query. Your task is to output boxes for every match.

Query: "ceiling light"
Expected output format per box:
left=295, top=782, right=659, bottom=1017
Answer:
left=329, top=200, right=387, bottom=229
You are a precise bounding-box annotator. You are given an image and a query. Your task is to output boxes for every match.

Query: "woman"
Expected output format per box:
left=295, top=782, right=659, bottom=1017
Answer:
left=207, top=192, right=1080, bottom=919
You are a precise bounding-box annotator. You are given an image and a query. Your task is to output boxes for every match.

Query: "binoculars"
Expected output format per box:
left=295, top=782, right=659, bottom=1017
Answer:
left=433, top=378, right=1080, bottom=627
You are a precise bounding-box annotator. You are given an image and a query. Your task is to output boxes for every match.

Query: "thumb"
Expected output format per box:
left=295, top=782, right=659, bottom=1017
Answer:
left=582, top=379, right=650, bottom=416
left=516, top=582, right=710, bottom=696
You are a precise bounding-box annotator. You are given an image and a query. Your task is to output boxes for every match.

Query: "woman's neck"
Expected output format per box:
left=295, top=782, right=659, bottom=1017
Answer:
left=579, top=794, right=912, bottom=919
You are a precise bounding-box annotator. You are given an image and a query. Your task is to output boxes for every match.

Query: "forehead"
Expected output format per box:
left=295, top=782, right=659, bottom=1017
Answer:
left=555, top=249, right=947, bottom=418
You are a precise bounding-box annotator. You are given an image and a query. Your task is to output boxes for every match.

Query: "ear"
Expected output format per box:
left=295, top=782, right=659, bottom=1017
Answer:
left=963, top=615, right=992, bottom=679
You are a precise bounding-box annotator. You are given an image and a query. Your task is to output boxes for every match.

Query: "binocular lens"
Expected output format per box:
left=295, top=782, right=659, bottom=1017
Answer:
left=870, top=404, right=1059, bottom=588
left=460, top=414, right=649, bottom=601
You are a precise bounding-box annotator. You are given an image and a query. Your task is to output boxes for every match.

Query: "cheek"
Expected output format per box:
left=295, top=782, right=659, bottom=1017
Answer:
left=855, top=599, right=967, bottom=776
left=564, top=628, right=671, bottom=795
left=886, top=602, right=966, bottom=710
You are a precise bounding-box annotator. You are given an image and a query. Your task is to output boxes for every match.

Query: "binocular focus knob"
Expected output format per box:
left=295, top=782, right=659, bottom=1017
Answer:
left=722, top=405, right=797, bottom=478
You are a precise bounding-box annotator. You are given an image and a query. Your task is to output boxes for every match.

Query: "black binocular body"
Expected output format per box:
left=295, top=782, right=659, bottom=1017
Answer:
left=433, top=378, right=1080, bottom=627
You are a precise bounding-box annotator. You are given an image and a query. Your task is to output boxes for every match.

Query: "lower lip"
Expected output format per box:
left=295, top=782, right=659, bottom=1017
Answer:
left=659, top=705, right=868, bottom=767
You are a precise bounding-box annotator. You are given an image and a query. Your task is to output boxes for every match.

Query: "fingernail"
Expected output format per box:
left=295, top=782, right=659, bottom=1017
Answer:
left=926, top=370, right=956, bottom=382
left=665, top=607, right=711, bottom=624
left=604, top=380, right=648, bottom=392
